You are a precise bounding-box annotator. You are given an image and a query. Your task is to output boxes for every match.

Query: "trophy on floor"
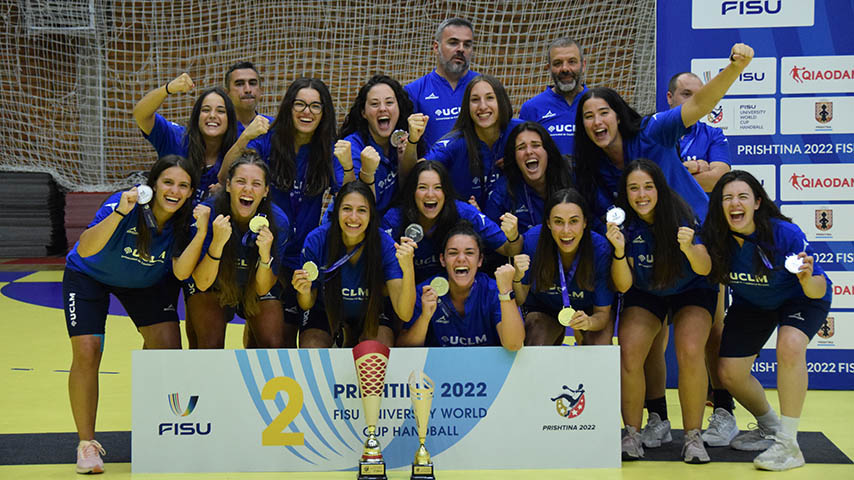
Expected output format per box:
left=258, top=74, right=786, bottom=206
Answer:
left=353, top=340, right=390, bottom=480
left=408, top=370, right=435, bottom=479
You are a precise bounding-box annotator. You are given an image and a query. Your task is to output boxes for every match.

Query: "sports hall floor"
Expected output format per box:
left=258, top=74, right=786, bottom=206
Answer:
left=1, top=261, right=852, bottom=479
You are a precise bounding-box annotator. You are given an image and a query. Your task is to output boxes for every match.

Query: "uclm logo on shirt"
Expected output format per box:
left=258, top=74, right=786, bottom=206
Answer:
left=692, top=0, right=814, bottom=29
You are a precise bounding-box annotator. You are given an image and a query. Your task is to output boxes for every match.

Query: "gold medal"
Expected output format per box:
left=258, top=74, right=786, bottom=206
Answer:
left=429, top=277, right=449, bottom=297
left=248, top=215, right=269, bottom=233
left=558, top=307, right=576, bottom=326
left=303, top=261, right=319, bottom=281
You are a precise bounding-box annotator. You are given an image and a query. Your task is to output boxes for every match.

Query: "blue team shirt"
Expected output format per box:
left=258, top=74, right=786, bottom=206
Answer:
left=623, top=219, right=713, bottom=296
left=405, top=70, right=479, bottom=148
left=518, top=85, right=588, bottom=156
left=382, top=200, right=507, bottom=283
left=335, top=132, right=399, bottom=214
left=66, top=192, right=177, bottom=288
left=588, top=106, right=709, bottom=223
left=301, top=223, right=403, bottom=320
left=520, top=225, right=614, bottom=312
left=727, top=219, right=832, bottom=310
left=407, top=272, right=505, bottom=347
left=679, top=122, right=731, bottom=166
left=196, top=199, right=290, bottom=287
left=485, top=177, right=544, bottom=234
left=246, top=132, right=338, bottom=269
left=425, top=118, right=524, bottom=207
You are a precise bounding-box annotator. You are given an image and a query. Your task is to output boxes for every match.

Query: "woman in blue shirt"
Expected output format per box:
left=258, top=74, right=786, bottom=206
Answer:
left=573, top=44, right=755, bottom=227
left=425, top=74, right=523, bottom=209
left=187, top=152, right=290, bottom=349
left=605, top=159, right=715, bottom=463
left=335, top=75, right=425, bottom=213
left=383, top=161, right=520, bottom=283
left=486, top=121, right=574, bottom=234
left=292, top=181, right=416, bottom=348
left=133, top=74, right=238, bottom=204
left=64, top=155, right=201, bottom=474
left=397, top=222, right=524, bottom=350
left=512, top=188, right=614, bottom=346
left=220, top=78, right=338, bottom=342
left=702, top=171, right=832, bottom=472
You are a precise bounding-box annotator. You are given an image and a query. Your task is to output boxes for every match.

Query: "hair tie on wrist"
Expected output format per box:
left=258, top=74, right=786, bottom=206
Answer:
left=613, top=252, right=626, bottom=260
left=164, top=82, right=172, bottom=95
left=207, top=251, right=221, bottom=261
left=408, top=137, right=419, bottom=145
left=508, top=233, right=520, bottom=243
left=342, top=166, right=354, bottom=172
left=113, top=209, right=126, bottom=218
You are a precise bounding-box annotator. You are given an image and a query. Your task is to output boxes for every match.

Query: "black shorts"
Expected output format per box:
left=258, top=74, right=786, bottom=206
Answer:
left=300, top=297, right=396, bottom=338
left=622, top=286, right=717, bottom=324
left=63, top=268, right=179, bottom=337
left=183, top=277, right=283, bottom=320
left=278, top=267, right=301, bottom=326
left=719, top=298, right=831, bottom=358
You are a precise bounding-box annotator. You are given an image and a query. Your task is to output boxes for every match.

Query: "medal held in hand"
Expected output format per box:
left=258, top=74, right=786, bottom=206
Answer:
left=390, top=129, right=409, bottom=148
left=404, top=223, right=424, bottom=243
left=242, top=214, right=269, bottom=247
left=136, top=185, right=158, bottom=230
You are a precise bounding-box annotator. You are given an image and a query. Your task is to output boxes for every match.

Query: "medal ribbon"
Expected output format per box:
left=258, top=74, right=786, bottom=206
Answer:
left=557, top=251, right=580, bottom=309
left=323, top=241, right=364, bottom=275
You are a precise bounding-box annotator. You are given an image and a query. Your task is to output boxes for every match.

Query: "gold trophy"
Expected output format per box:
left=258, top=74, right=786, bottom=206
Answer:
left=352, top=340, right=390, bottom=480
left=408, top=370, right=435, bottom=479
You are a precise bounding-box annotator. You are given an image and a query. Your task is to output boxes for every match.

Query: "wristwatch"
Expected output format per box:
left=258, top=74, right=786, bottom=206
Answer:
left=259, top=256, right=274, bottom=269
left=498, top=291, right=513, bottom=301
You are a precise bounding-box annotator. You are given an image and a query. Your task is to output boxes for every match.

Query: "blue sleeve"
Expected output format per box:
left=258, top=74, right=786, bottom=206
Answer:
left=143, top=113, right=186, bottom=157
left=380, top=230, right=404, bottom=281
left=518, top=100, right=535, bottom=121
left=707, top=127, right=731, bottom=166
left=424, top=137, right=456, bottom=166
left=484, top=178, right=509, bottom=224
left=645, top=106, right=687, bottom=148
left=87, top=192, right=126, bottom=228
left=592, top=235, right=614, bottom=307
left=382, top=208, right=401, bottom=237
left=458, top=201, right=506, bottom=251
left=404, top=82, right=420, bottom=113
left=272, top=205, right=291, bottom=273
left=520, top=226, right=541, bottom=285
left=405, top=279, right=429, bottom=329
left=246, top=131, right=272, bottom=162
left=486, top=280, right=503, bottom=328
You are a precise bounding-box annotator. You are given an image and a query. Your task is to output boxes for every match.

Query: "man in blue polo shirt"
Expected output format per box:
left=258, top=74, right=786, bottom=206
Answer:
left=405, top=18, right=478, bottom=148
left=519, top=37, right=589, bottom=156
left=667, top=72, right=731, bottom=193
left=224, top=61, right=273, bottom=133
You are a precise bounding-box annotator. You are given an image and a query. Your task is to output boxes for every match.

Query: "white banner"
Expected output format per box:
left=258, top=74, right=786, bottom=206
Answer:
left=780, top=96, right=854, bottom=135
left=781, top=56, right=854, bottom=94
left=132, top=346, right=621, bottom=473
left=780, top=163, right=854, bottom=201
left=698, top=98, right=776, bottom=136
left=781, top=204, right=854, bottom=242
left=691, top=0, right=814, bottom=29
left=692, top=57, right=777, bottom=95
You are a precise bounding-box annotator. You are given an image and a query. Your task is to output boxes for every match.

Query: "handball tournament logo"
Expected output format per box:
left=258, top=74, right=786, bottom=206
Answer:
left=551, top=384, right=586, bottom=419
left=706, top=105, right=723, bottom=124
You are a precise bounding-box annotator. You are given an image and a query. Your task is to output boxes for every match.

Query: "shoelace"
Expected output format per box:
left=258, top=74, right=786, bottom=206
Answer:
left=745, top=422, right=771, bottom=438
left=81, top=440, right=106, bottom=458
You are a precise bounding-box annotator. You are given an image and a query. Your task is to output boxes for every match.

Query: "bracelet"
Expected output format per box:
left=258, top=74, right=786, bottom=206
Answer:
left=207, top=251, right=221, bottom=261
left=113, top=209, right=126, bottom=218
left=613, top=251, right=626, bottom=260
left=164, top=82, right=172, bottom=95
left=508, top=233, right=520, bottom=243
left=408, top=136, right=419, bottom=145
left=513, top=279, right=523, bottom=284
left=360, top=171, right=375, bottom=186
left=342, top=166, right=354, bottom=172
left=363, top=179, right=375, bottom=186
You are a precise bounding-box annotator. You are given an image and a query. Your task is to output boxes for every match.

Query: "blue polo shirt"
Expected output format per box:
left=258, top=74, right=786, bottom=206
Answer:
left=679, top=122, right=731, bottom=166
left=727, top=219, right=832, bottom=310
left=485, top=177, right=544, bottom=235
left=519, top=85, right=588, bottom=156
left=407, top=272, right=505, bottom=347
left=335, top=132, right=399, bottom=214
left=301, top=223, right=403, bottom=320
left=425, top=118, right=524, bottom=207
left=246, top=132, right=338, bottom=269
left=66, top=192, right=177, bottom=288
left=405, top=70, right=479, bottom=148
left=382, top=200, right=507, bottom=283
left=623, top=219, right=713, bottom=296
left=520, top=225, right=614, bottom=312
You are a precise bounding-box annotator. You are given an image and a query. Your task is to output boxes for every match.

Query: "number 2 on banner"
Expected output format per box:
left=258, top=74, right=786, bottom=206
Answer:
left=261, top=376, right=305, bottom=446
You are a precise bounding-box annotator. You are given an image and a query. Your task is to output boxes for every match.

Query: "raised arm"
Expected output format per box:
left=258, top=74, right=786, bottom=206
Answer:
left=681, top=43, right=754, bottom=127
left=172, top=204, right=210, bottom=280
left=495, top=264, right=525, bottom=351
left=77, top=188, right=137, bottom=258
left=133, top=73, right=195, bottom=135
left=219, top=115, right=270, bottom=183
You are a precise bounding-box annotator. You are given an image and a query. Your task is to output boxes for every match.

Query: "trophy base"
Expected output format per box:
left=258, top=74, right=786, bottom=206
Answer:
left=358, top=460, right=387, bottom=480
left=411, top=462, right=435, bottom=479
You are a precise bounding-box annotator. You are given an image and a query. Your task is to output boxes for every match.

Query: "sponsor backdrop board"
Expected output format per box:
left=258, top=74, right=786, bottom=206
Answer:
left=132, top=347, right=620, bottom=473
left=657, top=0, right=854, bottom=390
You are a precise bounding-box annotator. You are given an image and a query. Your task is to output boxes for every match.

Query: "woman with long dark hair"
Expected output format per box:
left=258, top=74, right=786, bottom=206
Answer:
left=486, top=121, right=574, bottom=233
left=336, top=74, right=427, bottom=213
left=65, top=155, right=200, bottom=473
left=219, top=78, right=337, bottom=343
left=512, top=188, right=614, bottom=346
left=573, top=44, right=754, bottom=228
left=425, top=74, right=522, bottom=209
left=383, top=160, right=520, bottom=283
left=397, top=222, right=524, bottom=350
left=187, top=152, right=290, bottom=348
left=133, top=74, right=238, bottom=203
left=702, top=171, right=831, bottom=471
left=605, top=159, right=715, bottom=463
left=292, top=181, right=416, bottom=348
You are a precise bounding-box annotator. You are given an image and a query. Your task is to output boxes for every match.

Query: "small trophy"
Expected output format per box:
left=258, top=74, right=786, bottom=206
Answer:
left=408, top=370, right=435, bottom=480
left=353, top=340, right=390, bottom=480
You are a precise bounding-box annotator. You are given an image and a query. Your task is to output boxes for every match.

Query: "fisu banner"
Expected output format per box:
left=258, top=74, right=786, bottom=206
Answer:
left=657, top=0, right=854, bottom=390
left=132, top=347, right=620, bottom=473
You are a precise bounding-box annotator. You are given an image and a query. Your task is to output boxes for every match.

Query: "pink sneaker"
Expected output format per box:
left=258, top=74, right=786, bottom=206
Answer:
left=76, top=439, right=105, bottom=474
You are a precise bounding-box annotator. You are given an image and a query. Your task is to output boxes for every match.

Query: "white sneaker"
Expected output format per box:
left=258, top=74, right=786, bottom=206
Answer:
left=753, top=432, right=805, bottom=471
left=76, top=439, right=105, bottom=474
left=682, top=428, right=711, bottom=464
left=731, top=422, right=777, bottom=451
left=702, top=408, right=739, bottom=447
left=622, top=425, right=644, bottom=460
left=641, top=412, right=672, bottom=448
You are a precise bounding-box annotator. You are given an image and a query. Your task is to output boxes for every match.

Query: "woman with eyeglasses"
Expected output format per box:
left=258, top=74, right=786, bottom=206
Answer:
left=220, top=78, right=338, bottom=346
left=702, top=170, right=832, bottom=471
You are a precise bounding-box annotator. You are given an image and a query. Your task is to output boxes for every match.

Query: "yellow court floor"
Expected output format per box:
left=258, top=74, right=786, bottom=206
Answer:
left=1, top=270, right=853, bottom=479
